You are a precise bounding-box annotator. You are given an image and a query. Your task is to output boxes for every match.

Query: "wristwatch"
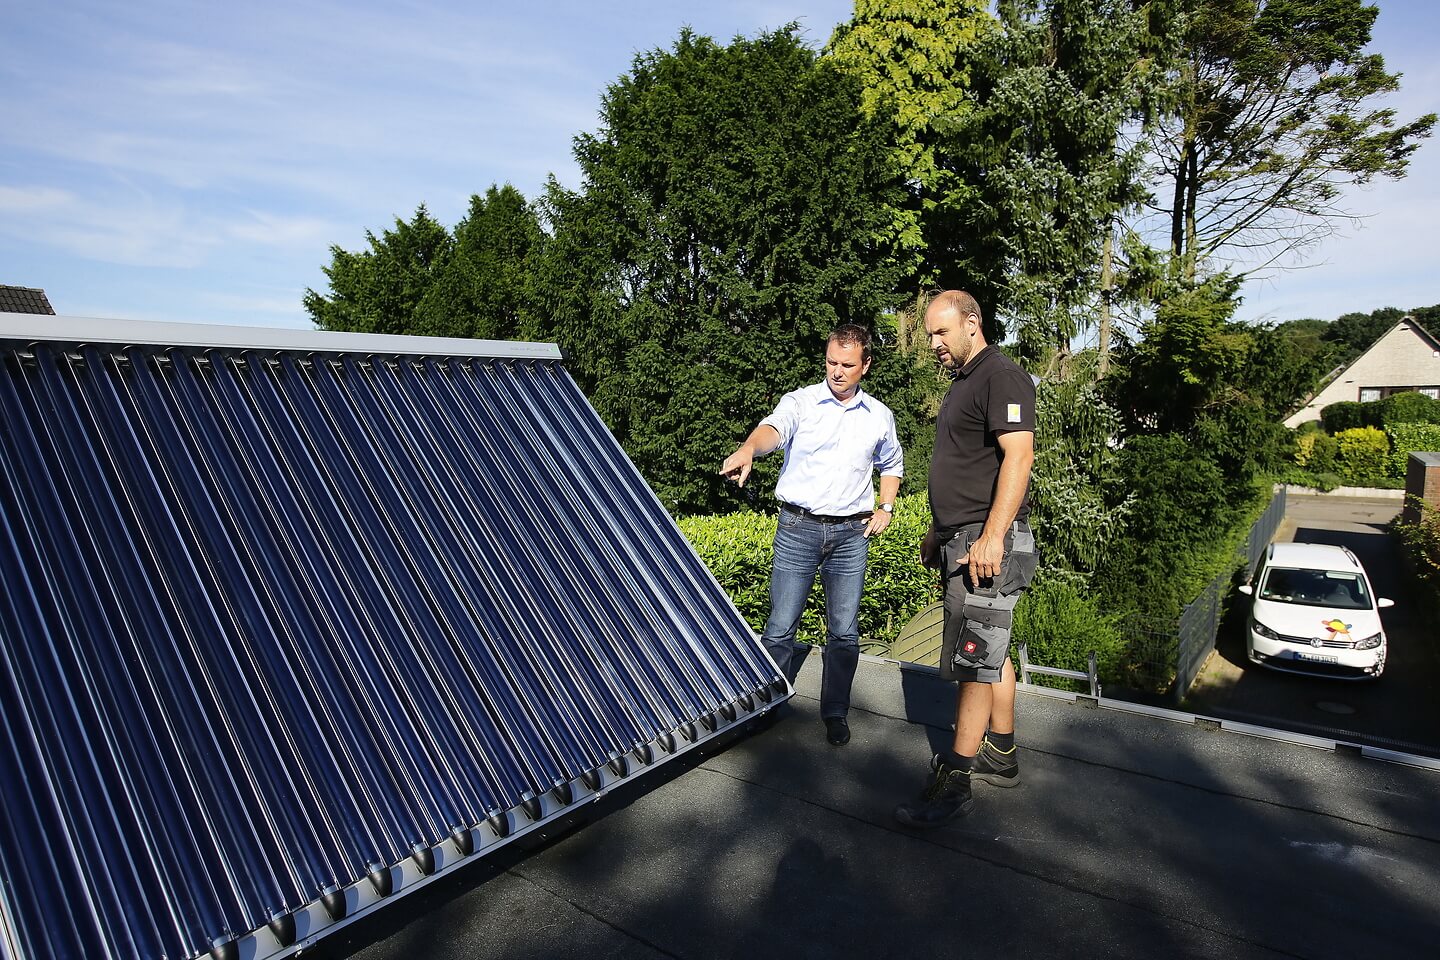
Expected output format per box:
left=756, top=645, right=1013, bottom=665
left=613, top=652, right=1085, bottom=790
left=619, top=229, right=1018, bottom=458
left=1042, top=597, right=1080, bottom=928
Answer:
left=878, top=502, right=895, bottom=514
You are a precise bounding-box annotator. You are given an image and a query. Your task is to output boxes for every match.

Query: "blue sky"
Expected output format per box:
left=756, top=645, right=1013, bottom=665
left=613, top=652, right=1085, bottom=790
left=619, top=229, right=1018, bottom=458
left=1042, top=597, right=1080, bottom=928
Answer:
left=2, top=0, right=1437, bottom=333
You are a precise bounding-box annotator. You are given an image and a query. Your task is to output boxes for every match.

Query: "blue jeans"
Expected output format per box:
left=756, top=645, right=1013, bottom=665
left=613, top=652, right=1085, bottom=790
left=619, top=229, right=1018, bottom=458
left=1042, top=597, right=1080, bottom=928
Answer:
left=761, top=510, right=870, bottom=719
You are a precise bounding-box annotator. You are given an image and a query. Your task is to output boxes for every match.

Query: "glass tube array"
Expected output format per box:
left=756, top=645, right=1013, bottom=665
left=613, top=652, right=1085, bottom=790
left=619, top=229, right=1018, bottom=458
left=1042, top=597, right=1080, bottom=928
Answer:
left=0, top=331, right=784, bottom=960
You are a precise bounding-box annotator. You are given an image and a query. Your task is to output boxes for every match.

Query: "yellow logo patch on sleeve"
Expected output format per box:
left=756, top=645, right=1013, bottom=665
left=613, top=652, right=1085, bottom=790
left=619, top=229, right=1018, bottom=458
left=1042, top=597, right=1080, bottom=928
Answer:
left=1007, top=403, right=1022, bottom=423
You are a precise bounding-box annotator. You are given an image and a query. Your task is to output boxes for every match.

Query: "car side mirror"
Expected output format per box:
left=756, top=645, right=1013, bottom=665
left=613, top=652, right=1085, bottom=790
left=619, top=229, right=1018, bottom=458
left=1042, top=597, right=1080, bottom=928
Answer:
left=1377, top=597, right=1394, bottom=609
left=1238, top=584, right=1253, bottom=596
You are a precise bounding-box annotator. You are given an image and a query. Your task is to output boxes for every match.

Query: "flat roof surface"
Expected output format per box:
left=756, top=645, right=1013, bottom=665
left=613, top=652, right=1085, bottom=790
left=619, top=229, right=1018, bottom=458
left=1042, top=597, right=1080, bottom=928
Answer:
left=330, top=656, right=1440, bottom=960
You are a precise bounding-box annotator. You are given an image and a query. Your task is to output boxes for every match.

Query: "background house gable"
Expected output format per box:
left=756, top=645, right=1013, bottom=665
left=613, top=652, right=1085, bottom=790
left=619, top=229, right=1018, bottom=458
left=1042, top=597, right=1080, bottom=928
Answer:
left=1284, top=317, right=1440, bottom=426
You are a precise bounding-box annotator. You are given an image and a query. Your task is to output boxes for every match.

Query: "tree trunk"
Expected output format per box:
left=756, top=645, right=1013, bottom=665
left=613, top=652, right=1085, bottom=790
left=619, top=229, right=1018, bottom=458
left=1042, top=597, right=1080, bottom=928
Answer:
left=1098, top=224, right=1113, bottom=377
left=1183, top=141, right=1199, bottom=285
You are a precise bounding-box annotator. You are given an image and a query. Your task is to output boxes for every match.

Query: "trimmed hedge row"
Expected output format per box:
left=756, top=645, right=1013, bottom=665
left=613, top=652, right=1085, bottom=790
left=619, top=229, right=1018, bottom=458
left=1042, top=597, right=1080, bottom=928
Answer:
left=1289, top=419, right=1440, bottom=487
left=680, top=495, right=1129, bottom=685
left=677, top=494, right=938, bottom=651
left=1322, top=391, right=1440, bottom=432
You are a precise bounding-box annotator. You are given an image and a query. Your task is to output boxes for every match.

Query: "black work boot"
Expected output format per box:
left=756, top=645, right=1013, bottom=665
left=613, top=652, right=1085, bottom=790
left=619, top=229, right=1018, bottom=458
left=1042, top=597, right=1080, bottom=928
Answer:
left=893, top=755, right=974, bottom=828
left=972, top=737, right=1020, bottom=787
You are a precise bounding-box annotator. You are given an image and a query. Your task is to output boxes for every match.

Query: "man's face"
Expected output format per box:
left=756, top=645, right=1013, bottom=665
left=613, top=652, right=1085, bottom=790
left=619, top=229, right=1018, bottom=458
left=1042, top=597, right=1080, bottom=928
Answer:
left=925, top=303, right=978, bottom=370
left=825, top=340, right=870, bottom=400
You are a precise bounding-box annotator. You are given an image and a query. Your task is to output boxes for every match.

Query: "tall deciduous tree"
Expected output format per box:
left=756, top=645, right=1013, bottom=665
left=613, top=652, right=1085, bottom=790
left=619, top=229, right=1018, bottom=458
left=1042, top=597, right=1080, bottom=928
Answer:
left=825, top=0, right=997, bottom=288
left=535, top=28, right=919, bottom=513
left=1150, top=0, right=1435, bottom=283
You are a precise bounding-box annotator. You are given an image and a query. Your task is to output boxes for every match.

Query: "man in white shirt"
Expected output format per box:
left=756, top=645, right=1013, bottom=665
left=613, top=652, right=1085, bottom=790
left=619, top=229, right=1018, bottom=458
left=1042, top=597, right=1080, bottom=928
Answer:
left=720, top=324, right=904, bottom=745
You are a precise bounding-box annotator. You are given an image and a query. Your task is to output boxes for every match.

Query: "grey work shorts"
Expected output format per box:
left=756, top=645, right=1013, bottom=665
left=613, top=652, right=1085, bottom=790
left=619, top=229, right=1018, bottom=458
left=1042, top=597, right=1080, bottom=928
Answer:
left=938, top=522, right=1038, bottom=684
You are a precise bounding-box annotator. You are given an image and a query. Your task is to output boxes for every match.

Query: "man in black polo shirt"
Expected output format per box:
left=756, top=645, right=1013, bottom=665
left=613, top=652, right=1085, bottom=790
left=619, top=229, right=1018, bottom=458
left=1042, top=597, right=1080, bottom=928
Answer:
left=895, top=290, right=1037, bottom=828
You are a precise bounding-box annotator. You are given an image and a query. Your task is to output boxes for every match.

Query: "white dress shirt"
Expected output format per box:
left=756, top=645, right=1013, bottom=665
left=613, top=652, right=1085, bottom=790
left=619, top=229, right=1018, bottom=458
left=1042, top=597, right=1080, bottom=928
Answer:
left=760, top=382, right=904, bottom=516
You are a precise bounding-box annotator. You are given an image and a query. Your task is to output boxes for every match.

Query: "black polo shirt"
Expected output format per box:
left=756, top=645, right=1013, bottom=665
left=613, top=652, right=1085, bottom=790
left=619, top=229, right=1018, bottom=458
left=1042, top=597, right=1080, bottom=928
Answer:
left=929, top=345, right=1036, bottom=536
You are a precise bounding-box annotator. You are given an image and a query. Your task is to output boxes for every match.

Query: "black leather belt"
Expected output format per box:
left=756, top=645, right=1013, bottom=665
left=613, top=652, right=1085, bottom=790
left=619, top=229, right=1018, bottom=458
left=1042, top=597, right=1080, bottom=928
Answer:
left=780, top=502, right=873, bottom=524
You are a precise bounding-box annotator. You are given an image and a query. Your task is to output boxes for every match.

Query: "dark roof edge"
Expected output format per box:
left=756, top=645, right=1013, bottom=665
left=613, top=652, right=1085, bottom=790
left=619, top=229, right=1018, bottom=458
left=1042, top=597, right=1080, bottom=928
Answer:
left=1402, top=314, right=1440, bottom=351
left=874, top=654, right=1440, bottom=771
left=0, top=312, right=563, bottom=361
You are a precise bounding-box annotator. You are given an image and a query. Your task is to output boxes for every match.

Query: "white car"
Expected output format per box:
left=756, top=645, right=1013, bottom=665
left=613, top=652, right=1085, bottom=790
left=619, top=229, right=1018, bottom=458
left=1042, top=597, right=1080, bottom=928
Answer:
left=1239, top=542, right=1393, bottom=680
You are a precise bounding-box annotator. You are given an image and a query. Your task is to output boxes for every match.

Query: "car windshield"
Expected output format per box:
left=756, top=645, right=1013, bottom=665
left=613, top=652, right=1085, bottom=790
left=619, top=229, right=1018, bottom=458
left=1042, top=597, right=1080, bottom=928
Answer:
left=1258, top=567, right=1371, bottom=610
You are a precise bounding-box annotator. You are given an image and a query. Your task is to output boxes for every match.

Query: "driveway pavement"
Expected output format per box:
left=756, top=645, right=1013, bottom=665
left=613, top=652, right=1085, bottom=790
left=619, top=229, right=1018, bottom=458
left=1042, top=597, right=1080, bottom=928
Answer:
left=1186, top=495, right=1440, bottom=756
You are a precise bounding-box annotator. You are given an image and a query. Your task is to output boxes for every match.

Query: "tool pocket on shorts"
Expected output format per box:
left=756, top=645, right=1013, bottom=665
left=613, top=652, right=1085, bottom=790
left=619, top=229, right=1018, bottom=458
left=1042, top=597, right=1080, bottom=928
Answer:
left=951, top=602, right=1012, bottom=670
left=998, top=526, right=1038, bottom=596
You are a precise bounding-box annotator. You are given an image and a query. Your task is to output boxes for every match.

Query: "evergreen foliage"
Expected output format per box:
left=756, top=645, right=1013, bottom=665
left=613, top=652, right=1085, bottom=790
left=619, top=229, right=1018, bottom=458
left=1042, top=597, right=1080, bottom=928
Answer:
left=1028, top=355, right=1133, bottom=585
left=1013, top=579, right=1128, bottom=684
left=535, top=28, right=922, bottom=513
left=1321, top=400, right=1369, bottom=433
left=305, top=186, right=542, bottom=340
left=1386, top=424, right=1440, bottom=479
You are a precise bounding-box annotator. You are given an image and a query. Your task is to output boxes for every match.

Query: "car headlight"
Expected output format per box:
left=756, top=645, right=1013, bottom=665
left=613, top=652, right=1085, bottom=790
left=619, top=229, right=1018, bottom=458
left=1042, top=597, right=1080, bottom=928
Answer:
left=1251, top=620, right=1280, bottom=641
left=1355, top=632, right=1383, bottom=650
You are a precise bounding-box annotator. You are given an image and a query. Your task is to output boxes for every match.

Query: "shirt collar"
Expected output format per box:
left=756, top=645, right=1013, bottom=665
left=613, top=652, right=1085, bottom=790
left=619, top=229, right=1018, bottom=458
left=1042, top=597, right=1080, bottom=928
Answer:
left=813, top=381, right=870, bottom=410
left=956, top=344, right=994, bottom=378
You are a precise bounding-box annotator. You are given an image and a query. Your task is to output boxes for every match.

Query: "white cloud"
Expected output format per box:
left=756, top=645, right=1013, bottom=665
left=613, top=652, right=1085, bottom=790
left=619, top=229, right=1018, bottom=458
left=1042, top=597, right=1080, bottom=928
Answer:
left=0, top=186, right=76, bottom=212
left=225, top=211, right=345, bottom=251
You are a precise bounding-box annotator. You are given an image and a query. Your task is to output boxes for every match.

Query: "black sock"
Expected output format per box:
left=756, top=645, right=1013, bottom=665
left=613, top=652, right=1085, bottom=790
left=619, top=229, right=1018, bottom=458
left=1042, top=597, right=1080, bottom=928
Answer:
left=987, top=730, right=1015, bottom=753
left=944, top=749, right=975, bottom=772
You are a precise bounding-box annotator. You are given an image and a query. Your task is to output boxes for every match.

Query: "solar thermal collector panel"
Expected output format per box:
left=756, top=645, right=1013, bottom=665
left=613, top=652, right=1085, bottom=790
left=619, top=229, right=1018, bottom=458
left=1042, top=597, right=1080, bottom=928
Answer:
left=0, top=314, right=787, bottom=960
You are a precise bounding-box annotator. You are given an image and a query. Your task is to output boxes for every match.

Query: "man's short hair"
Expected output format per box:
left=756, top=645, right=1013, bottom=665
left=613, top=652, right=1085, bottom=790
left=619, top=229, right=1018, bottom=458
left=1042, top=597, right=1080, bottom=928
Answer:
left=930, top=290, right=983, bottom=325
left=828, top=323, right=872, bottom=362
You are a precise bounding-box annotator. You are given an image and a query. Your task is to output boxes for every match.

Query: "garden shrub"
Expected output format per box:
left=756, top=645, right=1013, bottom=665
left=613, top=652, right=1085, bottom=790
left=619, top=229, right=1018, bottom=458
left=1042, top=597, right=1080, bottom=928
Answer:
left=1394, top=496, right=1440, bottom=632
left=1385, top=423, right=1440, bottom=478
left=1012, top=578, right=1126, bottom=688
left=1333, top=426, right=1389, bottom=484
left=1292, top=429, right=1338, bottom=472
left=1378, top=390, right=1440, bottom=426
left=676, top=508, right=776, bottom=630
left=1102, top=433, right=1260, bottom=624
left=678, top=493, right=938, bottom=652
left=1321, top=400, right=1372, bottom=433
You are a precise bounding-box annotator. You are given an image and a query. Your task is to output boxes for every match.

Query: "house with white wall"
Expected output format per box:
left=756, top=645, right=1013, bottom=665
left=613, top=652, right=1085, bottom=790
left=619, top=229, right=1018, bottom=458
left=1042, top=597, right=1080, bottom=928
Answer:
left=1284, top=316, right=1440, bottom=427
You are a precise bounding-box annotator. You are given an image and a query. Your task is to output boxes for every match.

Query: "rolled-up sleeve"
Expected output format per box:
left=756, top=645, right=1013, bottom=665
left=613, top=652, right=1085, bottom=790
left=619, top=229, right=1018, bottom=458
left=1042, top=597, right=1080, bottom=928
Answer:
left=759, top=392, right=801, bottom=445
left=875, top=410, right=905, bottom=477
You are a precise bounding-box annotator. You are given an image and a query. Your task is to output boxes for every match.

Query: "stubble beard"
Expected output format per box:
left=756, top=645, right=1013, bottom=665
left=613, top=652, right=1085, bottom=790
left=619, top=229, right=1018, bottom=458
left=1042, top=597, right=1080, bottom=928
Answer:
left=945, top=337, right=975, bottom=370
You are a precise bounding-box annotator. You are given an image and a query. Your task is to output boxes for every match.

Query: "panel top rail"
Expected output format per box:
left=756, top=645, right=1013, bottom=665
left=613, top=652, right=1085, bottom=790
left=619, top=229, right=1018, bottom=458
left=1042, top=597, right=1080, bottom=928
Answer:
left=0, top=312, right=563, bottom=361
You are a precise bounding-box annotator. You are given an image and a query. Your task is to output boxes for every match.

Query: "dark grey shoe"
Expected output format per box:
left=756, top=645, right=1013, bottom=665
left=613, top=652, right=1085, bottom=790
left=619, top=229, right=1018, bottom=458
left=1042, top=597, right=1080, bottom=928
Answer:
left=894, top=755, right=973, bottom=828
left=972, top=737, right=1020, bottom=787
left=824, top=716, right=850, bottom=746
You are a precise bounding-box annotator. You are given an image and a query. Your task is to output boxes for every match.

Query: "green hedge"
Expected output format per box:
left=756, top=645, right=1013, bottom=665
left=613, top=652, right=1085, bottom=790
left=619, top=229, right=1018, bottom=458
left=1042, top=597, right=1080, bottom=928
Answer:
left=1386, top=423, right=1440, bottom=478
left=1321, top=400, right=1369, bottom=433
left=1394, top=498, right=1440, bottom=637
left=677, top=494, right=938, bottom=651
left=1322, top=391, right=1440, bottom=433
left=1286, top=419, right=1440, bottom=488
left=1380, top=391, right=1440, bottom=425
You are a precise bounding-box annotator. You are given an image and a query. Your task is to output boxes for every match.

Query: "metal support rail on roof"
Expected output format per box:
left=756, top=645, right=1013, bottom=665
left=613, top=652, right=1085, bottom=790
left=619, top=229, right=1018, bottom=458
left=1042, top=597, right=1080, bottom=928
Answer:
left=0, top=318, right=787, bottom=960
left=1016, top=642, right=1100, bottom=698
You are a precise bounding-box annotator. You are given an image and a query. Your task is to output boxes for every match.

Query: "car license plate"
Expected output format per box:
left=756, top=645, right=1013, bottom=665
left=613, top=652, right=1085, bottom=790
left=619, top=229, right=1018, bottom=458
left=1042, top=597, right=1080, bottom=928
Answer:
left=1296, top=651, right=1338, bottom=664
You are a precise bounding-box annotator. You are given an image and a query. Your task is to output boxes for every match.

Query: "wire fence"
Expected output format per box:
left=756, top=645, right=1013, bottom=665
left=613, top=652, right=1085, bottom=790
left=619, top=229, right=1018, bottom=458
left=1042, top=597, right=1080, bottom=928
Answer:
left=1118, top=487, right=1288, bottom=705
